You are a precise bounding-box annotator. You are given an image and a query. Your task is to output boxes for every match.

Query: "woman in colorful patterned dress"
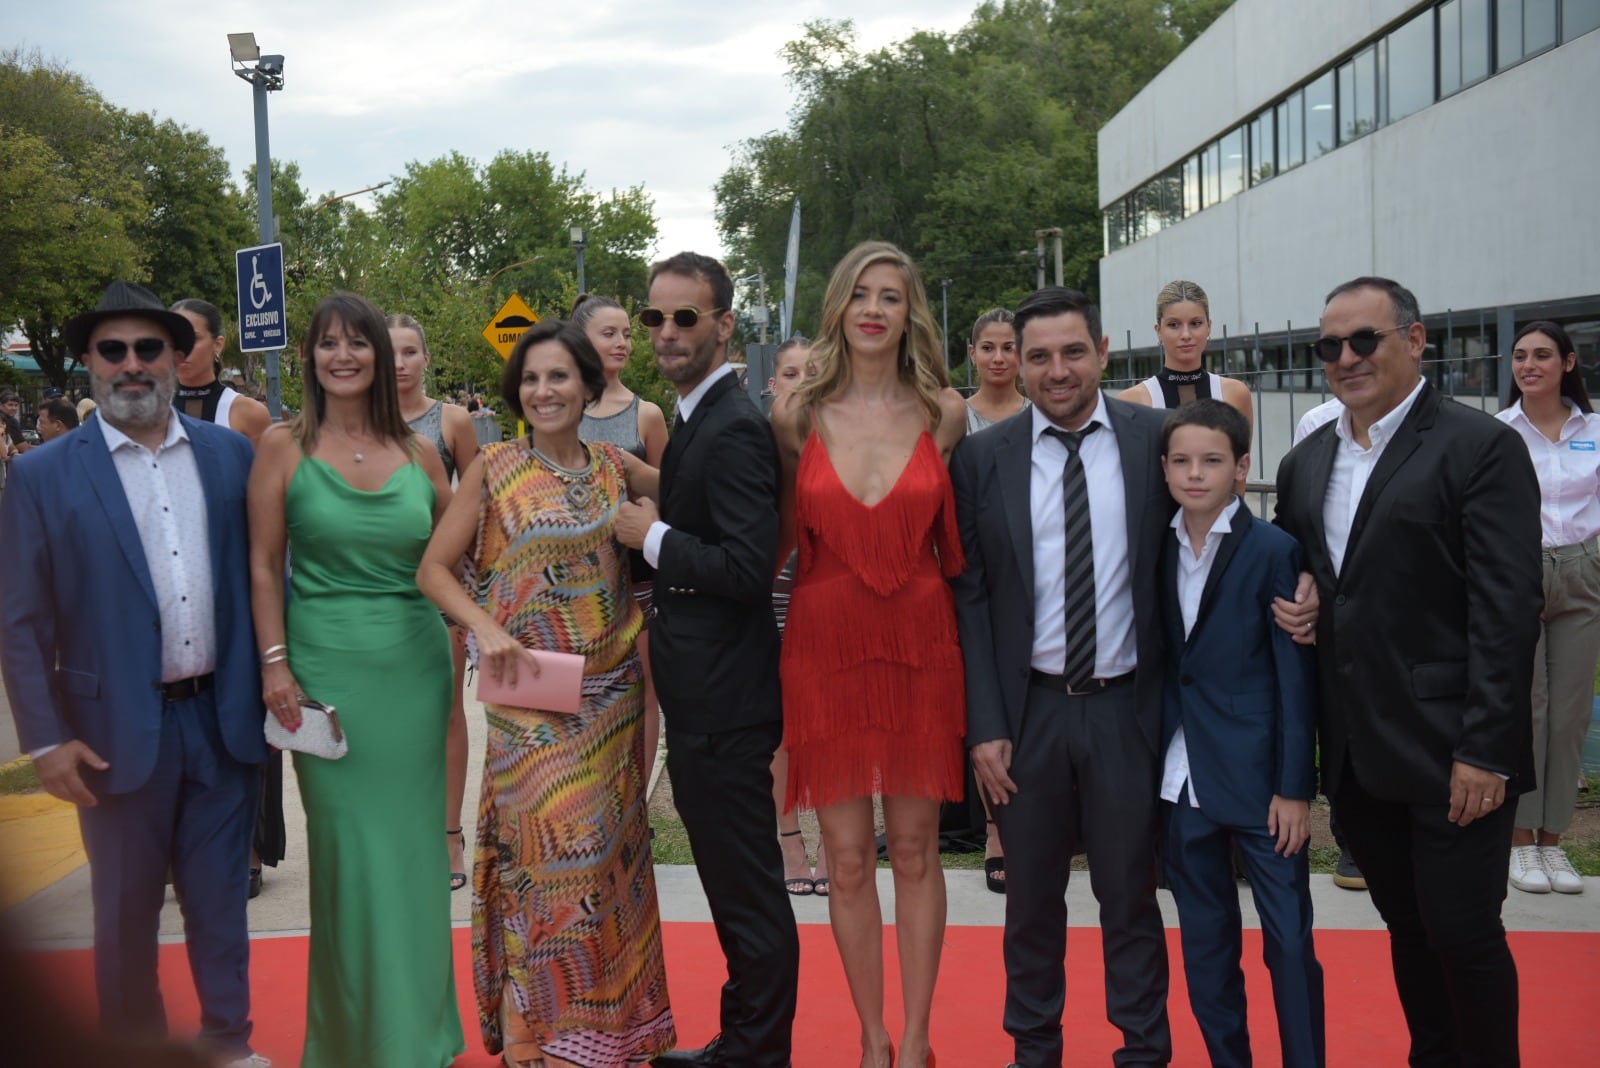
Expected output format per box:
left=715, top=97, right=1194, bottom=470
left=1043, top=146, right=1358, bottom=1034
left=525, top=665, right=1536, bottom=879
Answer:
left=418, top=319, right=674, bottom=1068
left=771, top=242, right=969, bottom=1068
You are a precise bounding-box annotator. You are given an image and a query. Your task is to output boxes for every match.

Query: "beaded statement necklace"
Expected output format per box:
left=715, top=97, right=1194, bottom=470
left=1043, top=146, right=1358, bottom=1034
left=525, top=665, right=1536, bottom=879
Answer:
left=528, top=436, right=596, bottom=509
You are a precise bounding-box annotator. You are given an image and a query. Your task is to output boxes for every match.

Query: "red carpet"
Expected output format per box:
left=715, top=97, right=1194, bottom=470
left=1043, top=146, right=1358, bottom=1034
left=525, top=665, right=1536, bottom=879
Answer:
left=22, top=924, right=1599, bottom=1065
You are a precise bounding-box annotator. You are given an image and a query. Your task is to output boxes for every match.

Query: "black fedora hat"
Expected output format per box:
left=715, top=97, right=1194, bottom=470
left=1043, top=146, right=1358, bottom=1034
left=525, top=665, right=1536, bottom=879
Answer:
left=62, top=281, right=196, bottom=358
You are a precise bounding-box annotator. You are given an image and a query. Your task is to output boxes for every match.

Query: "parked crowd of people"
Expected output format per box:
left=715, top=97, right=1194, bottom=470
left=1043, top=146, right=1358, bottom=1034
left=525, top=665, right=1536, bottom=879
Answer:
left=0, top=243, right=1594, bottom=1068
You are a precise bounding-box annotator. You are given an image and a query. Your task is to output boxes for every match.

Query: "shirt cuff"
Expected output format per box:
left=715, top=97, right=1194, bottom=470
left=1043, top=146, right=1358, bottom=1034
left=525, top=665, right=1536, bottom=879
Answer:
left=643, top=521, right=670, bottom=569
left=29, top=744, right=61, bottom=760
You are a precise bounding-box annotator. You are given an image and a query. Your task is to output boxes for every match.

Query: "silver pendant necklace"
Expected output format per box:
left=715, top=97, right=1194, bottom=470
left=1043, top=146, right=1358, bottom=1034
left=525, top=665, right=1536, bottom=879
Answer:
left=528, top=438, right=595, bottom=508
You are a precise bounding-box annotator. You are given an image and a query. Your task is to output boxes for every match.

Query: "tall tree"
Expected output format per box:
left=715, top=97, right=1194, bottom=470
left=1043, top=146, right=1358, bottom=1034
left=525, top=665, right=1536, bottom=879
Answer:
left=715, top=0, right=1232, bottom=348
left=0, top=51, right=146, bottom=388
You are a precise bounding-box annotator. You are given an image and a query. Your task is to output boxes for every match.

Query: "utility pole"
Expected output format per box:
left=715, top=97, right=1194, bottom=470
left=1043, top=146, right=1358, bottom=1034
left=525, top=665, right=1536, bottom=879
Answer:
left=1034, top=233, right=1046, bottom=289
left=759, top=267, right=769, bottom=346
left=570, top=227, right=587, bottom=294
left=229, top=33, right=285, bottom=418
left=940, top=278, right=952, bottom=367
left=1036, top=227, right=1064, bottom=286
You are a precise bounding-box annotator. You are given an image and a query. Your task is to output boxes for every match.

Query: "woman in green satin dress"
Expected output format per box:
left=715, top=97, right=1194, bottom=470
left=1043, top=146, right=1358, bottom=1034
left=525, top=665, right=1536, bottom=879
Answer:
left=248, top=292, right=464, bottom=1067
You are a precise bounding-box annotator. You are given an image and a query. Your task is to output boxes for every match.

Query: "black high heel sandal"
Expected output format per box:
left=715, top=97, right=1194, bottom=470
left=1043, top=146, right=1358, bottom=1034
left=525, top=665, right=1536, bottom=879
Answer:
left=779, top=829, right=815, bottom=896
left=984, top=818, right=1006, bottom=895
left=447, top=828, right=467, bottom=892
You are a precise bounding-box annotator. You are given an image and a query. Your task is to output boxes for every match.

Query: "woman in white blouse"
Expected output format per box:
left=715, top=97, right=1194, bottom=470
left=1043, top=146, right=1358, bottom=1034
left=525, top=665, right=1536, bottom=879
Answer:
left=1496, top=320, right=1600, bottom=896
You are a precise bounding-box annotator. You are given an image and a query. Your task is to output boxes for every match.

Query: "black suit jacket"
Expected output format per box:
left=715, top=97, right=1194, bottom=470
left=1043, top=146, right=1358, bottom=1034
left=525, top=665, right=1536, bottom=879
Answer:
left=1160, top=503, right=1318, bottom=828
left=650, top=371, right=784, bottom=734
left=950, top=395, right=1174, bottom=754
left=1274, top=382, right=1542, bottom=804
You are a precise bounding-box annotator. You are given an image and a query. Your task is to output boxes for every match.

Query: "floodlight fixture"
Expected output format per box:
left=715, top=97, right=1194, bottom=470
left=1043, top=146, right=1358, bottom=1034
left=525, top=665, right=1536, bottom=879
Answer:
left=228, top=33, right=259, bottom=62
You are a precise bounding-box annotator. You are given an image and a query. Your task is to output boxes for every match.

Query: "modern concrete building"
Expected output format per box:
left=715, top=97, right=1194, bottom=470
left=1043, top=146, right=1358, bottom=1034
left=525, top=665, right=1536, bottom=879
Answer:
left=1096, top=0, right=1600, bottom=471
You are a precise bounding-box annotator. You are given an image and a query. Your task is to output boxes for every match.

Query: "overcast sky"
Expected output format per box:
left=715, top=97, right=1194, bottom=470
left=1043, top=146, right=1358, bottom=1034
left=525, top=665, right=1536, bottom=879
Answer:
left=10, top=1, right=980, bottom=265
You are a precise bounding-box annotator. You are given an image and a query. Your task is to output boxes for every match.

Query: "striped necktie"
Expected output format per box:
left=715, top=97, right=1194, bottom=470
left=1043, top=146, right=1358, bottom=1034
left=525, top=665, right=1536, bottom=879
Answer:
left=1045, top=423, right=1100, bottom=688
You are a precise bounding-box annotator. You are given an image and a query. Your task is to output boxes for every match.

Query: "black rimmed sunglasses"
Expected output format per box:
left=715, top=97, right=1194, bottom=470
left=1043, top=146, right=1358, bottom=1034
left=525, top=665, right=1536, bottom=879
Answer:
left=637, top=306, right=726, bottom=329
left=1312, top=326, right=1407, bottom=363
left=93, top=338, right=170, bottom=363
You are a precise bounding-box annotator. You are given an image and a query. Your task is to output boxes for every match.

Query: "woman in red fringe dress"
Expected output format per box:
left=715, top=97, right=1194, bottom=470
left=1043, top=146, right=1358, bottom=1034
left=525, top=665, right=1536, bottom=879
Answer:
left=771, top=241, right=968, bottom=1068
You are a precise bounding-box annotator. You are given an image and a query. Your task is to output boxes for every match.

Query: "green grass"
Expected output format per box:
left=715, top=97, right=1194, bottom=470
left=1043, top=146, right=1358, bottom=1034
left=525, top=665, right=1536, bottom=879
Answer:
left=649, top=810, right=696, bottom=866
left=1560, top=839, right=1600, bottom=877
left=0, top=760, right=40, bottom=795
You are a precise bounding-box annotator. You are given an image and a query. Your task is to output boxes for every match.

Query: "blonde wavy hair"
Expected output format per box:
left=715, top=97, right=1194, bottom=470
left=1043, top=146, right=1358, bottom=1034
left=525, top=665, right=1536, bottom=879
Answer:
left=794, top=241, right=950, bottom=428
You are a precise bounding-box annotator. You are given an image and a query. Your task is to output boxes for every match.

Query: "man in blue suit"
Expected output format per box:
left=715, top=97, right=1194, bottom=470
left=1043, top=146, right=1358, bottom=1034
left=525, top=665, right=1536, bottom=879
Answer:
left=1158, top=400, right=1322, bottom=1068
left=0, top=281, right=270, bottom=1067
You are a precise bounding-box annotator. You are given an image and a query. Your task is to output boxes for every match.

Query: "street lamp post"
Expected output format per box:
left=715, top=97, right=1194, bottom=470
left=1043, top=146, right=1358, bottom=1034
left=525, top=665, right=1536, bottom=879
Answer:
left=229, top=32, right=286, bottom=418
left=570, top=227, right=587, bottom=294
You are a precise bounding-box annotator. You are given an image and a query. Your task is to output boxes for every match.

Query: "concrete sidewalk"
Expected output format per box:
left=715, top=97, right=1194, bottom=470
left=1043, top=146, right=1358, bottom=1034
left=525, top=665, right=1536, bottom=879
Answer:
left=5, top=687, right=1600, bottom=948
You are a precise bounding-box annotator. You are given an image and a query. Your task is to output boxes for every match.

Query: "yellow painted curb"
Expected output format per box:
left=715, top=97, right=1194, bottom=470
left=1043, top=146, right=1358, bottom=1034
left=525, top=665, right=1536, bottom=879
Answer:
left=0, top=792, right=86, bottom=909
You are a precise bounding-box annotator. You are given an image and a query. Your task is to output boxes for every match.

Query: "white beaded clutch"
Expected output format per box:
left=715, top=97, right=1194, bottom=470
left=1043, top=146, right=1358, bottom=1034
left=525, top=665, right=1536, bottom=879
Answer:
left=263, top=699, right=348, bottom=760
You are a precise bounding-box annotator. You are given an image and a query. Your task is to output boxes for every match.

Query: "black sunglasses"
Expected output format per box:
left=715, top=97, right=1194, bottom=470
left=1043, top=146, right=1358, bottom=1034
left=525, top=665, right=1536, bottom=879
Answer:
left=1312, top=326, right=1406, bottom=363
left=638, top=306, right=725, bottom=329
left=93, top=338, right=170, bottom=363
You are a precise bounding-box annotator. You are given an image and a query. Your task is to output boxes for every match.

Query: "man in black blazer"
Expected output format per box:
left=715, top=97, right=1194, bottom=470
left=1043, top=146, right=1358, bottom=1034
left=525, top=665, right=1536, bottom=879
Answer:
left=1275, top=277, right=1542, bottom=1067
left=617, top=251, right=798, bottom=1068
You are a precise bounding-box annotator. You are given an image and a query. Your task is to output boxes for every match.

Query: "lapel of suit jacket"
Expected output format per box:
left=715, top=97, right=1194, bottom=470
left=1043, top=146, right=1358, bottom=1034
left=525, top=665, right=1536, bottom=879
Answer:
left=1191, top=498, right=1253, bottom=643
left=1160, top=523, right=1184, bottom=652
left=1346, top=382, right=1435, bottom=560
left=1107, top=395, right=1152, bottom=575
left=1296, top=424, right=1339, bottom=589
left=662, top=371, right=737, bottom=511
left=994, top=412, right=1035, bottom=597
left=76, top=413, right=158, bottom=609
left=183, top=415, right=227, bottom=581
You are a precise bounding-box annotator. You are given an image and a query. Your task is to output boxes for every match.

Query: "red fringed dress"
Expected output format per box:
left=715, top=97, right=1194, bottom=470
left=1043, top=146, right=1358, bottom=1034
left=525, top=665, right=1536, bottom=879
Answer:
left=782, top=430, right=967, bottom=811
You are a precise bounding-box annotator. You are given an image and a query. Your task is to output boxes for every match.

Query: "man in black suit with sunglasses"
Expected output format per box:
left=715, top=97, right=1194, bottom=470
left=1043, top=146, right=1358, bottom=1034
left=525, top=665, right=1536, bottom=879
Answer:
left=618, top=252, right=798, bottom=1067
left=1275, top=276, right=1542, bottom=1067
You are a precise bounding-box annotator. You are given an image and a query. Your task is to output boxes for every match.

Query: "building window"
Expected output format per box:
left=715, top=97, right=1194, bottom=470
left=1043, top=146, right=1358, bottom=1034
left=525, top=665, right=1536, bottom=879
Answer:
left=1158, top=163, right=1184, bottom=229
left=1565, top=0, right=1600, bottom=40
left=1387, top=6, right=1436, bottom=122
left=1500, top=0, right=1560, bottom=66
left=1203, top=140, right=1222, bottom=206
left=1338, top=45, right=1378, bottom=141
left=1250, top=108, right=1276, bottom=184
left=1442, top=0, right=1493, bottom=95
left=1278, top=89, right=1305, bottom=171
left=1305, top=71, right=1336, bottom=158
left=1217, top=126, right=1245, bottom=203
left=1182, top=152, right=1202, bottom=216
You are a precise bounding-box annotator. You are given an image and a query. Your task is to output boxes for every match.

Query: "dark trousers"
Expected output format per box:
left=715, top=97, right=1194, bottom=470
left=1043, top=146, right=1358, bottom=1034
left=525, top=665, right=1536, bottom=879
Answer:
left=77, top=690, right=259, bottom=1057
left=993, top=680, right=1171, bottom=1068
left=1166, top=791, right=1325, bottom=1068
left=665, top=720, right=798, bottom=1067
left=1333, top=764, right=1520, bottom=1067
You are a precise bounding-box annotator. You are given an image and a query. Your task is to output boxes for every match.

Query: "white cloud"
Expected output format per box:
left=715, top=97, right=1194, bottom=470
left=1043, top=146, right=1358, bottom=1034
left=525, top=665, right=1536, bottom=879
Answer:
left=8, top=0, right=977, bottom=266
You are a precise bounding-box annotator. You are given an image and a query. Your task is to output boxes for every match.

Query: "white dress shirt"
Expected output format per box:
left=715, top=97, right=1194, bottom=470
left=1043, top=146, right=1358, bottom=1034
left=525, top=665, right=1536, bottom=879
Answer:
left=98, top=415, right=217, bottom=680
left=1496, top=400, right=1600, bottom=548
left=1293, top=397, right=1343, bottom=446
left=1028, top=394, right=1137, bottom=677
left=1323, top=377, right=1426, bottom=576
left=643, top=362, right=737, bottom=568
left=1160, top=497, right=1241, bottom=808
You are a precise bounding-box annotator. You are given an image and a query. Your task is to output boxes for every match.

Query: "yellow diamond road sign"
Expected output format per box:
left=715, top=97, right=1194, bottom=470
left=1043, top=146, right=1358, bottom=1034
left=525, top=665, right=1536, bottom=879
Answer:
left=482, top=294, right=540, bottom=360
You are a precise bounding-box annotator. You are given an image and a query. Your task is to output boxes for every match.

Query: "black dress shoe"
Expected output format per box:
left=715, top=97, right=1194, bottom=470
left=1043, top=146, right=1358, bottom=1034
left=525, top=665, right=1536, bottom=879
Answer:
left=653, top=1034, right=723, bottom=1064
left=248, top=867, right=263, bottom=899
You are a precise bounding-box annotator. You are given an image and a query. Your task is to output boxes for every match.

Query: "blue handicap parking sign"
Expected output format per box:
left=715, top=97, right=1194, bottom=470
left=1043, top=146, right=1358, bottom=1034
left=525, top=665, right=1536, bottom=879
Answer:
left=236, top=242, right=287, bottom=353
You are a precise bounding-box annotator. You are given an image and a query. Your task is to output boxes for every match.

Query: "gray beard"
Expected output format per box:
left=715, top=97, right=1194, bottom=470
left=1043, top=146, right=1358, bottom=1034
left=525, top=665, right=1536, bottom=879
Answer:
left=92, top=368, right=177, bottom=431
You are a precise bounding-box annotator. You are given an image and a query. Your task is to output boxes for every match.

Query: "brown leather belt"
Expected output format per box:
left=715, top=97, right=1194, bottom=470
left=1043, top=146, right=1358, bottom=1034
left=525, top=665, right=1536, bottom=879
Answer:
left=1028, top=669, right=1134, bottom=697
left=161, top=673, right=214, bottom=702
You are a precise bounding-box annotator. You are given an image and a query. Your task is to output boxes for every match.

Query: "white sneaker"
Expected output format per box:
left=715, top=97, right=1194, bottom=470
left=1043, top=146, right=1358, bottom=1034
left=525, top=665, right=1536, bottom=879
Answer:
left=1540, top=846, right=1584, bottom=894
left=1509, top=845, right=1550, bottom=893
left=222, top=1055, right=271, bottom=1068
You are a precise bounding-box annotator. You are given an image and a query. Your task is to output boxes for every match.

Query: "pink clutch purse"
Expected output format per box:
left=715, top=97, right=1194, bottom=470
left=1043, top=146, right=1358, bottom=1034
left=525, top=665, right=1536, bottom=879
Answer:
left=476, top=649, right=585, bottom=713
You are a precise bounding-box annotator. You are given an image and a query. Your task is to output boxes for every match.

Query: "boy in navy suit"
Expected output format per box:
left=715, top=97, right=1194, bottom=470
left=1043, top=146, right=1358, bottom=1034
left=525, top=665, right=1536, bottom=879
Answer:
left=1158, top=399, right=1324, bottom=1068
